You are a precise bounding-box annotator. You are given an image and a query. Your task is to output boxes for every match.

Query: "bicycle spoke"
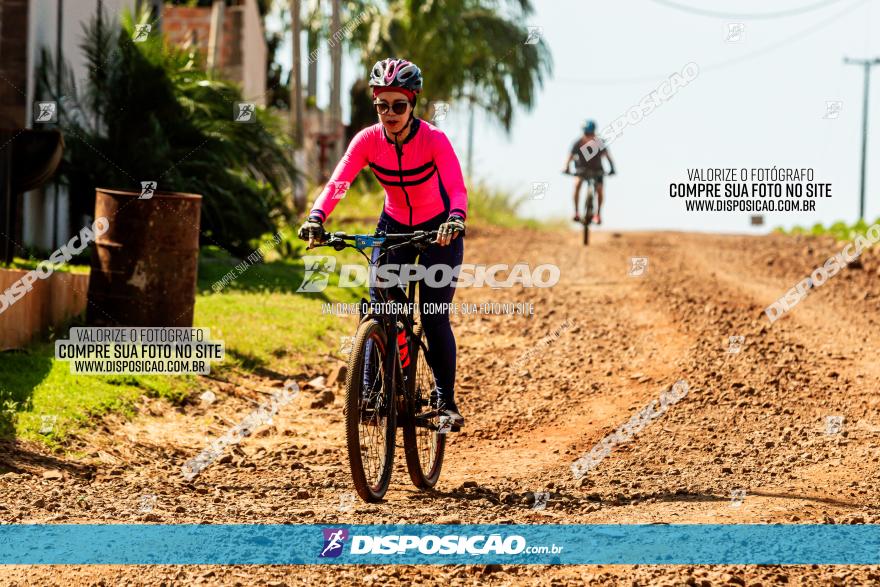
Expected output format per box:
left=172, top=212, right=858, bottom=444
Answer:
left=415, top=352, right=439, bottom=472
left=358, top=337, right=390, bottom=490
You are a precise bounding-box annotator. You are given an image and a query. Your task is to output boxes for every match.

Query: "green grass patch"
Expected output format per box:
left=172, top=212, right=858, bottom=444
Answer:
left=0, top=343, right=192, bottom=449
left=0, top=180, right=546, bottom=447
left=775, top=217, right=880, bottom=241
left=467, top=182, right=535, bottom=228
left=468, top=181, right=565, bottom=230
left=0, top=256, right=91, bottom=273
left=0, top=232, right=369, bottom=446
left=195, top=240, right=368, bottom=375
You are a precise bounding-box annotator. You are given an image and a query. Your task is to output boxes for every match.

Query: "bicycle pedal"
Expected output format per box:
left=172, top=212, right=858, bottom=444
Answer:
left=438, top=425, right=461, bottom=434
left=437, top=416, right=461, bottom=434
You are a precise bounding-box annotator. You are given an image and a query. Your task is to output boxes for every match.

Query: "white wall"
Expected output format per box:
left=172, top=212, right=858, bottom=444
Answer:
left=22, top=0, right=267, bottom=250
left=26, top=0, right=136, bottom=127
left=24, top=0, right=136, bottom=251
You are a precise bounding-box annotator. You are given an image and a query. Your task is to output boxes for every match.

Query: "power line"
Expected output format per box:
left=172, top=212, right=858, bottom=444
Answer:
left=843, top=56, right=880, bottom=220
left=698, top=0, right=871, bottom=73
left=555, top=0, right=871, bottom=86
left=647, top=0, right=847, bottom=20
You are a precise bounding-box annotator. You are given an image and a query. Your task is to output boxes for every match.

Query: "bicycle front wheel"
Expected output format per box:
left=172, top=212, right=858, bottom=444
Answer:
left=345, top=318, right=396, bottom=502
left=402, top=324, right=446, bottom=489
left=583, top=191, right=593, bottom=246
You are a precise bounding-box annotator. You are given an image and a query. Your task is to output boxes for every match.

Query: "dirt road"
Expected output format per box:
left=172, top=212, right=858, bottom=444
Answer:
left=2, top=226, right=879, bottom=585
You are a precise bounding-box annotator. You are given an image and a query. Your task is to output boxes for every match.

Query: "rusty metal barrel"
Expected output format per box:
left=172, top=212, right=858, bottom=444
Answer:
left=86, top=188, right=202, bottom=327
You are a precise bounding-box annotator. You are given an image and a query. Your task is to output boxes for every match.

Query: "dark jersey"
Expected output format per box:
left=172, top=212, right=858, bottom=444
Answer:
left=571, top=136, right=606, bottom=172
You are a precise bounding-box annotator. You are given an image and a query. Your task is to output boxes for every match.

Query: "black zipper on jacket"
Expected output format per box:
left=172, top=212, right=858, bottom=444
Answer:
left=395, top=142, right=414, bottom=226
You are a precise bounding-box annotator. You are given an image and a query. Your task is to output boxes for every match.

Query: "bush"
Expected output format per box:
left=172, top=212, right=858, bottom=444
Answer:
left=37, top=9, right=297, bottom=256
left=779, top=217, right=880, bottom=240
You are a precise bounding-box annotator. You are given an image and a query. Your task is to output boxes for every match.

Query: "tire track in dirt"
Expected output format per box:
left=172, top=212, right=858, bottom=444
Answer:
left=542, top=231, right=880, bottom=527
left=436, top=228, right=695, bottom=500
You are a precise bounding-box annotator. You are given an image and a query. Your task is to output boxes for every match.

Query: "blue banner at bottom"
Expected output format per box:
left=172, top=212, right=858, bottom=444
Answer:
left=1, top=524, right=879, bottom=565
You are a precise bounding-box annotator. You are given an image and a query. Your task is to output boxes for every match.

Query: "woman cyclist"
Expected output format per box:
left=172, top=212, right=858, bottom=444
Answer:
left=298, top=58, right=468, bottom=426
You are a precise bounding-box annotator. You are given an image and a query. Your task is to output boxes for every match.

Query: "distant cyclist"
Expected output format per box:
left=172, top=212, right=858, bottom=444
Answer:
left=297, top=58, right=468, bottom=426
left=563, top=120, right=615, bottom=224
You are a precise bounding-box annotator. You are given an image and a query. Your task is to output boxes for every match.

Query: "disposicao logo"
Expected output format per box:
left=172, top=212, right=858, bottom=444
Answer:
left=317, top=528, right=563, bottom=559
left=319, top=528, right=349, bottom=558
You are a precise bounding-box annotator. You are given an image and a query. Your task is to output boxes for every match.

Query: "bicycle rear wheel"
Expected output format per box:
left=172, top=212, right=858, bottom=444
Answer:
left=345, top=318, right=396, bottom=502
left=402, top=324, right=446, bottom=489
left=583, top=187, right=593, bottom=246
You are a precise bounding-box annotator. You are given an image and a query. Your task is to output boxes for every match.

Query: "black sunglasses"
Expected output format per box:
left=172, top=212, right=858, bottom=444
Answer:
left=374, top=100, right=410, bottom=115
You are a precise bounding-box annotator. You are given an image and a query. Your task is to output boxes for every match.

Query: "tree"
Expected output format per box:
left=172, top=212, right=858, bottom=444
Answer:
left=343, top=0, right=552, bottom=132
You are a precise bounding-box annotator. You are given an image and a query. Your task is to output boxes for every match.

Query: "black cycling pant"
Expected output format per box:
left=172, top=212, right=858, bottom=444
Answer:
left=364, top=210, right=464, bottom=402
left=574, top=170, right=604, bottom=185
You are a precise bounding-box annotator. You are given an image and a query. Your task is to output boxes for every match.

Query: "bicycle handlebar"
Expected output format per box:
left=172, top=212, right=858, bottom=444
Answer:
left=563, top=169, right=616, bottom=176
left=306, top=229, right=441, bottom=252
left=334, top=230, right=439, bottom=241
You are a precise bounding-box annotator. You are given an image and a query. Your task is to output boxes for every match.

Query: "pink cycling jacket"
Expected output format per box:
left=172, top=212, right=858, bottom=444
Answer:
left=308, top=119, right=468, bottom=226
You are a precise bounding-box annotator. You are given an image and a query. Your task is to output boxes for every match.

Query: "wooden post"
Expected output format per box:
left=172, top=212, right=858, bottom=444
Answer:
left=290, top=0, right=304, bottom=146
left=329, top=0, right=342, bottom=159
left=207, top=0, right=226, bottom=71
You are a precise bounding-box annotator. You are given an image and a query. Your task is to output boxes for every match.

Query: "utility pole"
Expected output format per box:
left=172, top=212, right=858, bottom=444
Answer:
left=53, top=0, right=64, bottom=250
left=306, top=0, right=318, bottom=102
left=289, top=0, right=303, bottom=146
left=467, top=96, right=475, bottom=179
left=329, top=0, right=342, bottom=161
left=207, top=0, right=225, bottom=73
left=844, top=56, right=880, bottom=221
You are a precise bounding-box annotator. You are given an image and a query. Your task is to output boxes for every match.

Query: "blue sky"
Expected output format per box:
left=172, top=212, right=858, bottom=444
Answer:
left=271, top=0, right=880, bottom=233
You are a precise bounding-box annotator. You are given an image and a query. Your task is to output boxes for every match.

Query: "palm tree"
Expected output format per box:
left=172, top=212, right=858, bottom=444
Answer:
left=343, top=0, right=552, bottom=132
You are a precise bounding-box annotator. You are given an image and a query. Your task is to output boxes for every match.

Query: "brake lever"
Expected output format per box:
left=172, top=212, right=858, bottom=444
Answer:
left=306, top=237, right=332, bottom=250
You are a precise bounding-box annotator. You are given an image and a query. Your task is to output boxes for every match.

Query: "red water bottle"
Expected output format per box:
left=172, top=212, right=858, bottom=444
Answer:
left=396, top=323, right=410, bottom=368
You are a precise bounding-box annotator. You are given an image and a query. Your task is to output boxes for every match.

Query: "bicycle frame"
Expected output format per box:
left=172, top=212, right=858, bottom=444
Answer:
left=311, top=230, right=437, bottom=417
left=310, top=228, right=456, bottom=500
left=563, top=169, right=600, bottom=221
left=371, top=267, right=417, bottom=417
left=582, top=177, right=597, bottom=221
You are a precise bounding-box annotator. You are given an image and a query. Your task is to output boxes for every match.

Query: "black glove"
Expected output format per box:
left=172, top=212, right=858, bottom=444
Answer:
left=298, top=216, right=326, bottom=243
left=437, top=214, right=465, bottom=246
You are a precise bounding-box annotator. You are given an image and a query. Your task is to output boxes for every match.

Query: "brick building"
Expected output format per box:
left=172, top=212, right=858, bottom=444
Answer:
left=163, top=0, right=267, bottom=105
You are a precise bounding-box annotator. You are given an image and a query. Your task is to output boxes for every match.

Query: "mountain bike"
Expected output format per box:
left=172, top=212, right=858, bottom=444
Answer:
left=564, top=169, right=602, bottom=246
left=308, top=230, right=453, bottom=502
